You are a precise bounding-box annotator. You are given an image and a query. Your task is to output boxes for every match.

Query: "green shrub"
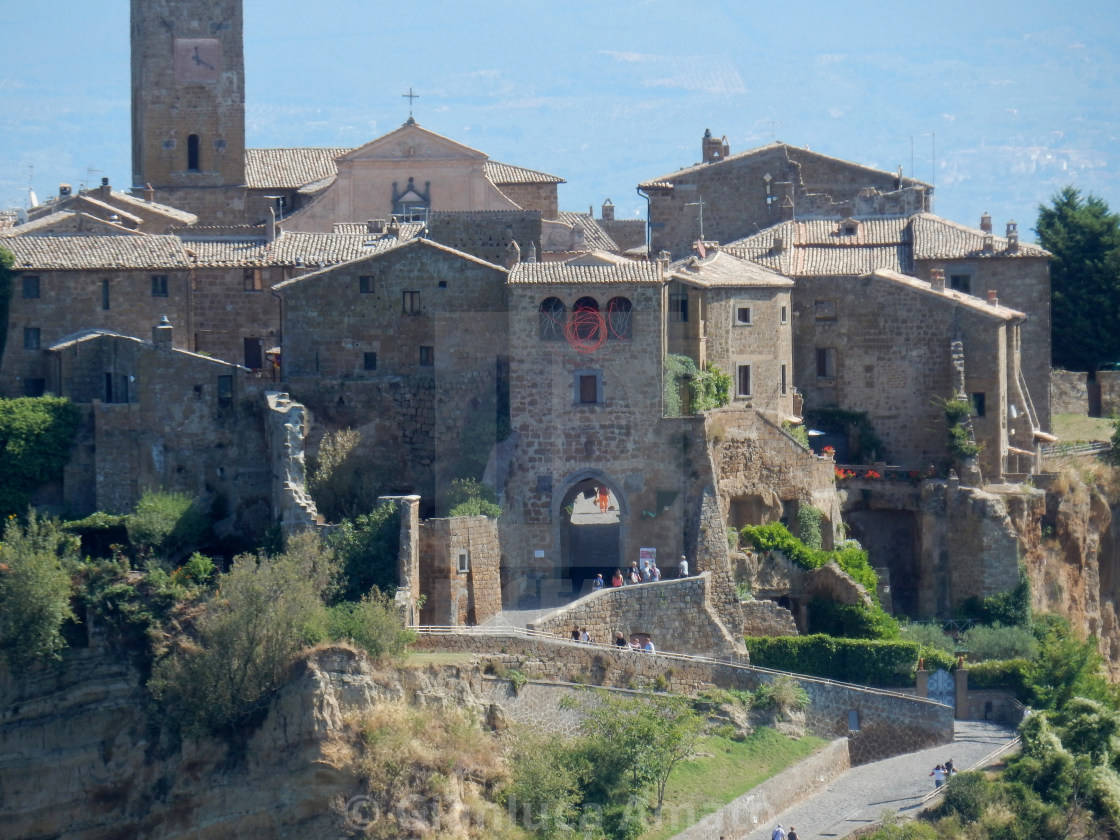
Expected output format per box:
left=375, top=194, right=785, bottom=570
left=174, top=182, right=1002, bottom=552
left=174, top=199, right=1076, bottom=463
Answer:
left=326, top=500, right=402, bottom=601
left=688, top=363, right=732, bottom=412
left=754, top=674, right=810, bottom=717
left=808, top=598, right=900, bottom=640
left=0, top=396, right=81, bottom=518
left=126, top=490, right=212, bottom=564
left=663, top=354, right=697, bottom=417
left=796, top=504, right=824, bottom=550
left=325, top=588, right=415, bottom=658
left=149, top=531, right=337, bottom=736
left=747, top=634, right=954, bottom=686
left=0, top=513, right=78, bottom=672
left=960, top=623, right=1039, bottom=661
left=957, top=566, right=1032, bottom=628
left=741, top=522, right=881, bottom=606
left=966, top=659, right=1033, bottom=697
left=782, top=421, right=810, bottom=448
left=899, top=621, right=956, bottom=654
left=445, top=478, right=501, bottom=517
left=944, top=396, right=982, bottom=459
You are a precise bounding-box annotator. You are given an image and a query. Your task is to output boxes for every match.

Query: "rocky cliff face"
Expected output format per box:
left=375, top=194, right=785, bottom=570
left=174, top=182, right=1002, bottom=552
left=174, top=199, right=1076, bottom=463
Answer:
left=0, top=643, right=495, bottom=839
left=1027, top=467, right=1120, bottom=678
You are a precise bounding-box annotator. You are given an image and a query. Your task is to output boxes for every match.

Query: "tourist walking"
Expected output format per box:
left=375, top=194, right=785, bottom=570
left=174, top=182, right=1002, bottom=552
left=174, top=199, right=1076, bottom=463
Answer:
left=611, top=569, right=624, bottom=587
left=772, top=824, right=786, bottom=840
left=678, top=555, right=689, bottom=578
left=787, top=826, right=799, bottom=840
left=614, top=631, right=628, bottom=649
left=930, top=764, right=946, bottom=788
left=592, top=573, right=604, bottom=591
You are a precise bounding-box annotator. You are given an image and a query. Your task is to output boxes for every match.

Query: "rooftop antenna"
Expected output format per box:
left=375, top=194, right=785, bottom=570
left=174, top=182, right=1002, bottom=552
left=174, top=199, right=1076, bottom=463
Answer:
left=26, top=164, right=37, bottom=209
left=771, top=119, right=782, bottom=142
left=923, top=132, right=936, bottom=212
left=402, top=87, right=420, bottom=122
left=263, top=194, right=284, bottom=220
left=684, top=196, right=705, bottom=240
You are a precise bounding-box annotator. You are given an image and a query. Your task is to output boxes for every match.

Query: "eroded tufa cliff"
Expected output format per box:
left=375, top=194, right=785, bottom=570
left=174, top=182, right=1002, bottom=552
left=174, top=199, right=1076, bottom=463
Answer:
left=0, top=643, right=501, bottom=839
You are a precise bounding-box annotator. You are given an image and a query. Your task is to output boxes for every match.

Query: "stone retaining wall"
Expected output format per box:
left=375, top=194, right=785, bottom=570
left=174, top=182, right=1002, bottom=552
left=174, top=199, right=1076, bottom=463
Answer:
left=669, top=738, right=851, bottom=840
left=526, top=573, right=743, bottom=658
left=1051, top=369, right=1088, bottom=415
left=414, top=632, right=954, bottom=764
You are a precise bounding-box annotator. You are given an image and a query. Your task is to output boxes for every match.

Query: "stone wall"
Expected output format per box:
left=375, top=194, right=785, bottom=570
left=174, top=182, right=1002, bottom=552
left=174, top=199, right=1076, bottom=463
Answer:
left=190, top=264, right=284, bottom=368
left=427, top=210, right=542, bottom=266
left=1099, top=371, right=1120, bottom=418
left=419, top=514, right=502, bottom=626
left=264, top=391, right=323, bottom=535
left=526, top=573, right=745, bottom=658
left=1051, top=369, right=1088, bottom=415
left=414, top=631, right=955, bottom=764
left=492, top=183, right=558, bottom=221
left=740, top=598, right=799, bottom=636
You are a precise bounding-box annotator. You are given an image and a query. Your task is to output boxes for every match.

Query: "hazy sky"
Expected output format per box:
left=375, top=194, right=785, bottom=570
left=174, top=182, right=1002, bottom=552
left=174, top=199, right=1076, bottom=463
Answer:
left=3, top=0, right=1118, bottom=240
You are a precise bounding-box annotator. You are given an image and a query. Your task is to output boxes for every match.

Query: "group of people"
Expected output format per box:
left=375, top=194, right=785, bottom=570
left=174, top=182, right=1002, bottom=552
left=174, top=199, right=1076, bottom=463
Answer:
left=592, top=555, right=690, bottom=590
left=569, top=627, right=592, bottom=644
left=930, top=758, right=956, bottom=788
left=770, top=824, right=799, bottom=840
left=614, top=631, right=655, bottom=653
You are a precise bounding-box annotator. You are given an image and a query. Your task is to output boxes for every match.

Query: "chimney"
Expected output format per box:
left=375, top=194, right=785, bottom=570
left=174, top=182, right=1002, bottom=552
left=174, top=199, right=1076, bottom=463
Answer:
left=99, top=177, right=111, bottom=200
left=702, top=128, right=729, bottom=163
left=1006, top=220, right=1019, bottom=253
left=601, top=198, right=615, bottom=221
left=982, top=234, right=994, bottom=255
left=144, top=183, right=155, bottom=203
left=59, top=183, right=72, bottom=197
left=506, top=239, right=521, bottom=269
left=367, top=219, right=385, bottom=234
left=152, top=315, right=174, bottom=349
left=931, top=267, right=946, bottom=292
left=267, top=207, right=277, bottom=243
left=772, top=234, right=785, bottom=254
left=980, top=212, right=992, bottom=233
left=526, top=240, right=537, bottom=263
left=657, top=250, right=671, bottom=275
left=987, top=290, right=999, bottom=306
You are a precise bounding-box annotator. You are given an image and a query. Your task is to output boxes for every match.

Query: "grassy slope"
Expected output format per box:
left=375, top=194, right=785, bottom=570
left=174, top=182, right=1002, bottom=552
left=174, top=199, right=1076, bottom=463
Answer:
left=1052, top=413, right=1114, bottom=443
left=640, top=728, right=828, bottom=840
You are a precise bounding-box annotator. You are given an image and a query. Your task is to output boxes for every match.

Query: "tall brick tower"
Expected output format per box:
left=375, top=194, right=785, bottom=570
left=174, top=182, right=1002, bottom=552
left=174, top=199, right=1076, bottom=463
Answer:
left=130, top=0, right=246, bottom=222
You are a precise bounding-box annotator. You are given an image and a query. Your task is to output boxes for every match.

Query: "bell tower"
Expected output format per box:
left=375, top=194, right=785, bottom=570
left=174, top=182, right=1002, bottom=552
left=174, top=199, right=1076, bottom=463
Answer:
left=130, top=0, right=246, bottom=220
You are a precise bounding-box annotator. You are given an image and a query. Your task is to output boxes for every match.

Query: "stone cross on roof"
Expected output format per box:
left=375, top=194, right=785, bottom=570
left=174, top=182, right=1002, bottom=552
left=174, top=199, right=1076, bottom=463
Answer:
left=402, top=87, right=420, bottom=121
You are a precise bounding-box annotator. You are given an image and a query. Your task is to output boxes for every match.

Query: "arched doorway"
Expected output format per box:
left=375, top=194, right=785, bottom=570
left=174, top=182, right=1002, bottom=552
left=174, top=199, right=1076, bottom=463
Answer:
left=559, top=477, right=622, bottom=598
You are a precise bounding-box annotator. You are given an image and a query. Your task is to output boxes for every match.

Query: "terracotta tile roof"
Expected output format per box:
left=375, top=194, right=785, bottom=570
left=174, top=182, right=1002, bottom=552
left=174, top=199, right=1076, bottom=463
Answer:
left=101, top=190, right=198, bottom=225
left=670, top=250, right=793, bottom=288
left=555, top=211, right=620, bottom=252
left=184, top=225, right=423, bottom=267
left=273, top=237, right=506, bottom=292
left=245, top=147, right=351, bottom=189
left=1, top=211, right=143, bottom=237
left=871, top=269, right=1025, bottom=320
left=510, top=260, right=664, bottom=285
left=911, top=213, right=1049, bottom=259
left=0, top=210, right=17, bottom=231
left=3, top=234, right=191, bottom=270
left=485, top=160, right=565, bottom=185
left=638, top=141, right=930, bottom=192
left=722, top=218, right=913, bottom=275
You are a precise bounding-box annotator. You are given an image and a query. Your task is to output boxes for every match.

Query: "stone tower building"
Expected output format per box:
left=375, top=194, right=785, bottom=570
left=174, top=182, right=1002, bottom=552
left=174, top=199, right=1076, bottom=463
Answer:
left=130, top=0, right=247, bottom=222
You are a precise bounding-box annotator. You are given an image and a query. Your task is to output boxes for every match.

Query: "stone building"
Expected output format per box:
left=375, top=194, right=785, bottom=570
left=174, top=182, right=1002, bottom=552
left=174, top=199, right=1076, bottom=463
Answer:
left=274, top=237, right=510, bottom=512
left=22, top=178, right=198, bottom=233
left=638, top=132, right=931, bottom=259
left=723, top=213, right=1052, bottom=461
left=46, top=319, right=271, bottom=535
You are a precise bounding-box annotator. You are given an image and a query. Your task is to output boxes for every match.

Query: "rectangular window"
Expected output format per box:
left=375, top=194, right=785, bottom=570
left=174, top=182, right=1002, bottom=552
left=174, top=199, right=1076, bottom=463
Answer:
left=457, top=550, right=470, bottom=573
left=22, top=378, right=45, bottom=397
left=814, top=300, right=836, bottom=320
left=151, top=275, right=168, bottom=297
left=101, top=279, right=110, bottom=310
left=403, top=290, right=420, bottom=314
left=971, top=392, right=986, bottom=417
left=780, top=305, right=788, bottom=324
left=781, top=363, right=788, bottom=395
left=104, top=372, right=114, bottom=403
left=23, top=327, right=40, bottom=350
left=359, top=275, right=375, bottom=294
left=419, top=346, right=434, bottom=366
left=816, top=347, right=836, bottom=378
left=950, top=274, right=972, bottom=294
left=574, top=370, right=602, bottom=405
left=737, top=364, right=752, bottom=397
left=243, top=268, right=263, bottom=291
left=363, top=352, right=378, bottom=371
left=736, top=306, right=752, bottom=325
left=22, top=275, right=40, bottom=298
left=217, top=375, right=233, bottom=407
left=669, top=292, right=689, bottom=322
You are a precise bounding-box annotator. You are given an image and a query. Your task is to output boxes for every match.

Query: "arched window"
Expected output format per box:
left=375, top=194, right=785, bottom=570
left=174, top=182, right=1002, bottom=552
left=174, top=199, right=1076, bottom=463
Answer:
left=539, top=297, right=566, bottom=340
left=187, top=134, right=201, bottom=172
left=571, top=297, right=601, bottom=342
left=607, top=297, right=633, bottom=340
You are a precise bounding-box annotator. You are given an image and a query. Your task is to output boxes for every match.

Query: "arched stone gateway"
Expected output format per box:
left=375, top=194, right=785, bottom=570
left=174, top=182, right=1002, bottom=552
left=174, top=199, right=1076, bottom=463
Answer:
left=556, top=471, right=628, bottom=598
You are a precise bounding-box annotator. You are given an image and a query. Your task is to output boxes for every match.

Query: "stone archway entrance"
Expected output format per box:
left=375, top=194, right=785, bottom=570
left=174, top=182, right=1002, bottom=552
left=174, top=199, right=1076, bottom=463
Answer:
left=559, top=478, right=621, bottom=597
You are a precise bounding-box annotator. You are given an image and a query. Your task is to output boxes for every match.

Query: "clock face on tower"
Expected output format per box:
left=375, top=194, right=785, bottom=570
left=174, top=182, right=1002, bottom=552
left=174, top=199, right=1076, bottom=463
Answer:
left=174, top=38, right=222, bottom=84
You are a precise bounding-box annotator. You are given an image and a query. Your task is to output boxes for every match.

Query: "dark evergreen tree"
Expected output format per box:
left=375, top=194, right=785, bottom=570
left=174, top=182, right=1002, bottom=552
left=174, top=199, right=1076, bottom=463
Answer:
left=1036, top=186, right=1120, bottom=372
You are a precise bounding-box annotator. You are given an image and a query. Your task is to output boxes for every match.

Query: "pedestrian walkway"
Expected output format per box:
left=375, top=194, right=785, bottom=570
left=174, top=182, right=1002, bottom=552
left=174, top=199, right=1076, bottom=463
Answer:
left=736, top=720, right=1018, bottom=840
